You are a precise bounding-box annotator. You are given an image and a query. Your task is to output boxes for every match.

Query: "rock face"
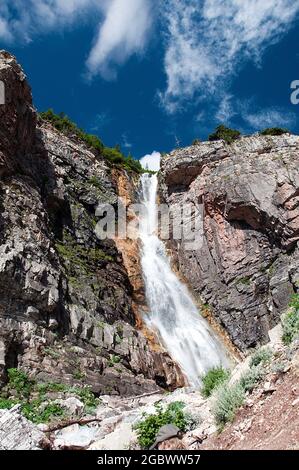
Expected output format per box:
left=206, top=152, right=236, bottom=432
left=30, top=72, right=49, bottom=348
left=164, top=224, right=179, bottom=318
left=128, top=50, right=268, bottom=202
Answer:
left=160, top=137, right=299, bottom=350
left=0, top=406, right=44, bottom=450
left=0, top=51, right=183, bottom=395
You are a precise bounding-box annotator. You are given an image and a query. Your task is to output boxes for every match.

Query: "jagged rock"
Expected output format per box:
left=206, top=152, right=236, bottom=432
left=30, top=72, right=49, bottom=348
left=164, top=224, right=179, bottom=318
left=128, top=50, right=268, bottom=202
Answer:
left=0, top=405, right=43, bottom=450
left=0, top=51, right=182, bottom=394
left=160, top=137, right=299, bottom=350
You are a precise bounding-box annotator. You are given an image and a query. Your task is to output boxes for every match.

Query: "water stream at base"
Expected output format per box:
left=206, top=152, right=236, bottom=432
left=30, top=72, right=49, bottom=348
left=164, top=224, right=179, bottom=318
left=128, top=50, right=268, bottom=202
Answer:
left=139, top=173, right=228, bottom=387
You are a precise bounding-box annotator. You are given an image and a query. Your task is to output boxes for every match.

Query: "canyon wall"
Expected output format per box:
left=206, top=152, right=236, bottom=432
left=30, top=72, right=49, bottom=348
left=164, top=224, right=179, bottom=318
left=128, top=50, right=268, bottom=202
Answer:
left=0, top=51, right=183, bottom=395
left=160, top=137, right=299, bottom=350
left=1, top=50, right=299, bottom=402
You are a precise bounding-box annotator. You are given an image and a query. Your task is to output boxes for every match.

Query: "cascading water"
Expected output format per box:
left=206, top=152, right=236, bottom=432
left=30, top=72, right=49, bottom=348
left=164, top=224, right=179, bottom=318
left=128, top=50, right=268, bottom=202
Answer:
left=139, top=173, right=228, bottom=387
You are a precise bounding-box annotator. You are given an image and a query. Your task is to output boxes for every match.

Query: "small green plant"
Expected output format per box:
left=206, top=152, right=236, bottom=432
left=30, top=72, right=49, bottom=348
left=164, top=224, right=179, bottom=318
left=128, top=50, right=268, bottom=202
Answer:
left=250, top=347, right=272, bottom=368
left=133, top=401, right=188, bottom=449
left=73, top=370, right=85, bottom=380
left=69, top=386, right=100, bottom=410
left=22, top=401, right=65, bottom=424
left=7, top=368, right=34, bottom=398
left=237, top=276, right=251, bottom=286
left=239, top=366, right=265, bottom=392
left=192, top=139, right=201, bottom=146
left=0, top=398, right=17, bottom=410
left=260, top=127, right=289, bottom=136
left=43, top=347, right=60, bottom=359
left=212, top=383, right=245, bottom=430
left=55, top=233, right=114, bottom=275
left=201, top=367, right=230, bottom=398
left=89, top=176, right=103, bottom=189
left=271, top=361, right=286, bottom=375
left=35, top=382, right=68, bottom=394
left=282, top=294, right=299, bottom=345
left=209, top=125, right=241, bottom=144
left=108, top=354, right=121, bottom=367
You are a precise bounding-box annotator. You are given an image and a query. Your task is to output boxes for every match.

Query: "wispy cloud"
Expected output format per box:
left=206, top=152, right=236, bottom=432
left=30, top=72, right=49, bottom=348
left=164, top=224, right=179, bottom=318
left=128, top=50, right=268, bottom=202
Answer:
left=0, top=1, right=98, bottom=42
left=0, top=17, right=11, bottom=41
left=90, top=111, right=111, bottom=132
left=160, top=0, right=299, bottom=112
left=121, top=133, right=133, bottom=149
left=86, top=0, right=153, bottom=79
left=1, top=0, right=299, bottom=119
left=0, top=0, right=153, bottom=80
left=242, top=105, right=297, bottom=129
left=215, top=94, right=237, bottom=123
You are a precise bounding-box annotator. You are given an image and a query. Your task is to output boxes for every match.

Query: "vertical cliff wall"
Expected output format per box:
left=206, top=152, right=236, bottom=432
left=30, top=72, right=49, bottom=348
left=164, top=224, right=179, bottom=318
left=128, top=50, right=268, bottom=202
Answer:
left=160, top=138, right=299, bottom=350
left=0, top=51, right=183, bottom=395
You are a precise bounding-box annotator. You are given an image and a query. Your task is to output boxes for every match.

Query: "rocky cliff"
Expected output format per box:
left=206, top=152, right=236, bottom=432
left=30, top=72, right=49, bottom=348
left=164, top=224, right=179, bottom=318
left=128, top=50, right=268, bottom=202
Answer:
left=160, top=137, right=299, bottom=350
left=0, top=51, right=182, bottom=396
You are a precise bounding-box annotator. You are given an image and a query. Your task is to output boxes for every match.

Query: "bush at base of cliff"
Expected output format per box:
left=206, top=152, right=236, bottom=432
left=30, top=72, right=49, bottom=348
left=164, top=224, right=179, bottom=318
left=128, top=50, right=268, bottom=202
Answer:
left=208, top=125, right=241, bottom=144
left=213, top=383, right=245, bottom=430
left=282, top=294, right=299, bottom=345
left=250, top=347, right=272, bottom=368
left=213, top=364, right=265, bottom=429
left=133, top=401, right=189, bottom=449
left=201, top=367, right=230, bottom=398
left=239, top=365, right=265, bottom=392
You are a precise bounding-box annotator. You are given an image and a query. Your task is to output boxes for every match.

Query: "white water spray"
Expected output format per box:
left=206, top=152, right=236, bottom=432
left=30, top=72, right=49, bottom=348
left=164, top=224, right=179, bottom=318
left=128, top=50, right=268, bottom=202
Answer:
left=139, top=174, right=228, bottom=386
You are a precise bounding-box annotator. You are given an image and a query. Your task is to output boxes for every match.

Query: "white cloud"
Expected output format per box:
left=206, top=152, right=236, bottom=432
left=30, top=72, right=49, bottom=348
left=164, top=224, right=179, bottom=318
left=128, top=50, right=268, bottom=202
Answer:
left=215, top=94, right=237, bottom=123
left=86, top=0, right=152, bottom=79
left=160, top=0, right=299, bottom=112
left=140, top=151, right=161, bottom=171
left=0, top=1, right=98, bottom=42
left=0, top=17, right=11, bottom=41
left=0, top=0, right=152, bottom=80
left=1, top=0, right=299, bottom=114
left=242, top=106, right=297, bottom=129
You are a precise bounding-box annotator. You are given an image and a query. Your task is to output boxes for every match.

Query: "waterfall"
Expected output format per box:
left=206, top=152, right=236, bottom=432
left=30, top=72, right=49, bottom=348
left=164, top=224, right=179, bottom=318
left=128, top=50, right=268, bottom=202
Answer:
left=139, top=173, right=228, bottom=387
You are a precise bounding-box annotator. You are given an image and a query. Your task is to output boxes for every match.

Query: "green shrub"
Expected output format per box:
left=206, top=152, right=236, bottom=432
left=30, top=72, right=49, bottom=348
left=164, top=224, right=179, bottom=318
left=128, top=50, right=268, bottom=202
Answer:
left=39, top=110, right=144, bottom=174
left=72, top=370, right=85, bottom=380
left=212, top=383, right=245, bottom=429
left=0, top=398, right=17, bottom=410
left=192, top=139, right=201, bottom=146
left=69, top=386, right=100, bottom=410
left=7, top=368, right=34, bottom=398
left=22, top=400, right=65, bottom=424
left=239, top=366, right=265, bottom=392
left=201, top=367, right=230, bottom=398
left=133, top=401, right=188, bottom=449
left=260, top=127, right=289, bottom=136
left=250, top=347, right=272, bottom=368
left=35, top=382, right=68, bottom=394
left=271, top=361, right=287, bottom=374
left=282, top=294, right=299, bottom=345
left=108, top=354, right=121, bottom=367
left=209, top=125, right=241, bottom=144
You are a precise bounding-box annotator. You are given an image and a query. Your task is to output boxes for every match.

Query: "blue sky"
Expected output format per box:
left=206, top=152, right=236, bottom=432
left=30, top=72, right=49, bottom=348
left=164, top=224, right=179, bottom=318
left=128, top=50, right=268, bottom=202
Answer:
left=1, top=0, right=299, bottom=162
